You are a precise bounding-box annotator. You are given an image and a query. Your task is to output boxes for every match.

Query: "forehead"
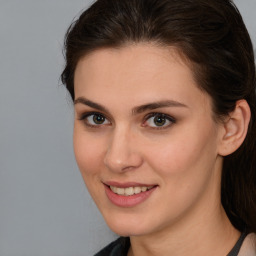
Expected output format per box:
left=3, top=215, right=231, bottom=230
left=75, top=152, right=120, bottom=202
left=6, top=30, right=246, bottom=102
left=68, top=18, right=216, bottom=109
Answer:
left=74, top=44, right=210, bottom=112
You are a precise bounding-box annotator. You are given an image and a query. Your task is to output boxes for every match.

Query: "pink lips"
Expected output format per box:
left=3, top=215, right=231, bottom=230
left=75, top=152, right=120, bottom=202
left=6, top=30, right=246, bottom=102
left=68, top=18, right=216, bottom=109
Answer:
left=104, top=182, right=157, bottom=207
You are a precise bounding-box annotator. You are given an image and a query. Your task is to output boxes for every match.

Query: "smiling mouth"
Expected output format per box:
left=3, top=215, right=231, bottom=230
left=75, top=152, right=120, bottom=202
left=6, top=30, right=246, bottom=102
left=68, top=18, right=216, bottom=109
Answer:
left=104, top=183, right=158, bottom=207
left=109, top=185, right=155, bottom=196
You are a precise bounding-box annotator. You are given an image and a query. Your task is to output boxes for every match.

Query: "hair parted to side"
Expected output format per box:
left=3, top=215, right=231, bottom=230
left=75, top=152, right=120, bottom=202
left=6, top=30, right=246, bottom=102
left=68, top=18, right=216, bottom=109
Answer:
left=61, top=0, right=256, bottom=232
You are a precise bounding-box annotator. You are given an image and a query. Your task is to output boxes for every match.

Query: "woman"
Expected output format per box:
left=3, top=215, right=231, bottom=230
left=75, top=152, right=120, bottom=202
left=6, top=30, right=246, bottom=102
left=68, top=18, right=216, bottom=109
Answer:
left=61, top=0, right=256, bottom=255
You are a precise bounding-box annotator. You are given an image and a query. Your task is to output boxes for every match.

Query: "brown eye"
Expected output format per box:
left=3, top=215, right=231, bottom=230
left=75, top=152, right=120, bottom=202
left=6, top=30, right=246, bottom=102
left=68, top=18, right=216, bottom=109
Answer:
left=82, top=113, right=111, bottom=126
left=153, top=115, right=167, bottom=126
left=144, top=113, right=175, bottom=128
left=93, top=114, right=106, bottom=124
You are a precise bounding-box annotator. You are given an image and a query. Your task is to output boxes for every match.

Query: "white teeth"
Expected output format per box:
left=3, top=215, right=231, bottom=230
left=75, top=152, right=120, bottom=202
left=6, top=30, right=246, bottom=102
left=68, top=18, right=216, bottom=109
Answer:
left=141, top=187, right=147, bottom=192
left=110, top=185, right=154, bottom=196
left=134, top=187, right=142, bottom=194
left=124, top=187, right=134, bottom=196
left=116, top=187, right=124, bottom=195
left=110, top=186, right=117, bottom=193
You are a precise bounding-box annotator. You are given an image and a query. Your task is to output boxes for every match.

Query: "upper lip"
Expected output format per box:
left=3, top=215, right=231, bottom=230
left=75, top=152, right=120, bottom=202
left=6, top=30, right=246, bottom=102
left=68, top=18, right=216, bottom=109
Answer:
left=103, top=181, right=157, bottom=188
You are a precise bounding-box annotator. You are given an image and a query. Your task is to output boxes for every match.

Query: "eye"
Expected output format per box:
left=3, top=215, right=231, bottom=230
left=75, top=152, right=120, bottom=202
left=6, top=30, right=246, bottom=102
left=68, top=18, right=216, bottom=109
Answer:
left=143, top=113, right=175, bottom=129
left=79, top=112, right=111, bottom=127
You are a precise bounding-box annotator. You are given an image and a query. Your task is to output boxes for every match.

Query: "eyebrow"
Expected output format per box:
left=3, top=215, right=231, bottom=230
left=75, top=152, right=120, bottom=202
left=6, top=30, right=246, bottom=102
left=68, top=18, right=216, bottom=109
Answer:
left=132, top=100, right=188, bottom=114
left=74, top=97, right=108, bottom=113
left=74, top=97, right=188, bottom=115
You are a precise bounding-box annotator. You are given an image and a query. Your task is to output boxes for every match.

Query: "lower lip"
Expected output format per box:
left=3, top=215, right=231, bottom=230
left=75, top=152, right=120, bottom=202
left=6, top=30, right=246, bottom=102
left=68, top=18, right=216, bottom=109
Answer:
left=104, top=185, right=157, bottom=207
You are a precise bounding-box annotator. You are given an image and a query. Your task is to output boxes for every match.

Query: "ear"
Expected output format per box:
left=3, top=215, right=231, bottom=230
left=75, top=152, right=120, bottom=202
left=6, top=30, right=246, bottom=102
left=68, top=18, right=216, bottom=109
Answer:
left=218, top=100, right=251, bottom=156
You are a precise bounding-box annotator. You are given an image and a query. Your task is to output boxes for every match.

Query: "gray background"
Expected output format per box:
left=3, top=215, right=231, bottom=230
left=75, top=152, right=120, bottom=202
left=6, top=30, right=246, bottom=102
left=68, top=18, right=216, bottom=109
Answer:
left=0, top=0, right=255, bottom=255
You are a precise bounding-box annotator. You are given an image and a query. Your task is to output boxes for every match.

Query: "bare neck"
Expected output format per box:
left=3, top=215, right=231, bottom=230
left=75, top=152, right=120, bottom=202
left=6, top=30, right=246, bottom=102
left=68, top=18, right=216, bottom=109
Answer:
left=128, top=205, right=240, bottom=256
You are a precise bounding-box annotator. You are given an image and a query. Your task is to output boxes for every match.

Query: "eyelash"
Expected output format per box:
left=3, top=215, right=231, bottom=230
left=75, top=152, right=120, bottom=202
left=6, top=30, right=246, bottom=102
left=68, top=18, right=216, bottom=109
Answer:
left=78, top=112, right=176, bottom=130
left=142, top=112, right=176, bottom=130
left=78, top=112, right=111, bottom=128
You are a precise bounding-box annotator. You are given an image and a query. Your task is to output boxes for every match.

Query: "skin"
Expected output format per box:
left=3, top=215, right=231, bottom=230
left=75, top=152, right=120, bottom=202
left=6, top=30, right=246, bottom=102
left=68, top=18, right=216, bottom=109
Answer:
left=73, top=44, right=241, bottom=256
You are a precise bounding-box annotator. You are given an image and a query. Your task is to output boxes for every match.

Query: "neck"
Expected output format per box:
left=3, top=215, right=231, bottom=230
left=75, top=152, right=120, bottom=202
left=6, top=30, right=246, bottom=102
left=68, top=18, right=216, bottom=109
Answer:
left=128, top=206, right=239, bottom=256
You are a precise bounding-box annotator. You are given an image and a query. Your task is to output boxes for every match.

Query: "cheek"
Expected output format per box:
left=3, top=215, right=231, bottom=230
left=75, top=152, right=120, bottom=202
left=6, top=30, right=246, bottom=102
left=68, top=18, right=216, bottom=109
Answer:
left=73, top=128, right=105, bottom=177
left=145, top=124, right=218, bottom=179
left=143, top=130, right=219, bottom=219
left=73, top=128, right=108, bottom=206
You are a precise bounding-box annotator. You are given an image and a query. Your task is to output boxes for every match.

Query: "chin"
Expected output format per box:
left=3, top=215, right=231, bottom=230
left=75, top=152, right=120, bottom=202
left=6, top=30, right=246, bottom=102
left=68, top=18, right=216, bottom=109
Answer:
left=102, top=211, right=155, bottom=237
left=109, top=225, right=149, bottom=237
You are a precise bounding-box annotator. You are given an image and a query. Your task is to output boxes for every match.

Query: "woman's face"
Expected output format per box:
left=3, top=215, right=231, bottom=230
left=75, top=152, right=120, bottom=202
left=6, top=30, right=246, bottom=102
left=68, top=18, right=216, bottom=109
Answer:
left=73, top=44, right=224, bottom=237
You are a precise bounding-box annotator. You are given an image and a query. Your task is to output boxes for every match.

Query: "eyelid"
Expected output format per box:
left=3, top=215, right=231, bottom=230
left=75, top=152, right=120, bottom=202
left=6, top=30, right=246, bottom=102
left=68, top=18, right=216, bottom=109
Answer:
left=142, top=112, right=176, bottom=129
left=77, top=111, right=111, bottom=127
left=77, top=111, right=176, bottom=130
left=77, top=111, right=108, bottom=120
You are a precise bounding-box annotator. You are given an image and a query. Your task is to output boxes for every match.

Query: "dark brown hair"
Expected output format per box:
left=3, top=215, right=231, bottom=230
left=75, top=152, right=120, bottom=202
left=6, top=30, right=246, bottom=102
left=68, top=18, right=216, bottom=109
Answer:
left=61, top=0, right=256, bottom=232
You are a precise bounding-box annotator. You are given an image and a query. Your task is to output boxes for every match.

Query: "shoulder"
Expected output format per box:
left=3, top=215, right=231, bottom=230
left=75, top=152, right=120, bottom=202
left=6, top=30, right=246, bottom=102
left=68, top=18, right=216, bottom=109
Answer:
left=238, top=233, right=256, bottom=256
left=94, top=237, right=130, bottom=256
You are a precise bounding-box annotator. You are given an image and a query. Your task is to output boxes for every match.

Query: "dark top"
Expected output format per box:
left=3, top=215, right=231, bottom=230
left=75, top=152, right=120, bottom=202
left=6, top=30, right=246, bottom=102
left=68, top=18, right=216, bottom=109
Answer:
left=94, top=237, right=129, bottom=256
left=94, top=233, right=247, bottom=256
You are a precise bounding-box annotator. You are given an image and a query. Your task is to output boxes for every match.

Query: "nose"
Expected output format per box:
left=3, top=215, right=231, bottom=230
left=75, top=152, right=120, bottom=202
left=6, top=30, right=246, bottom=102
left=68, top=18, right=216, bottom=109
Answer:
left=103, top=127, right=143, bottom=173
